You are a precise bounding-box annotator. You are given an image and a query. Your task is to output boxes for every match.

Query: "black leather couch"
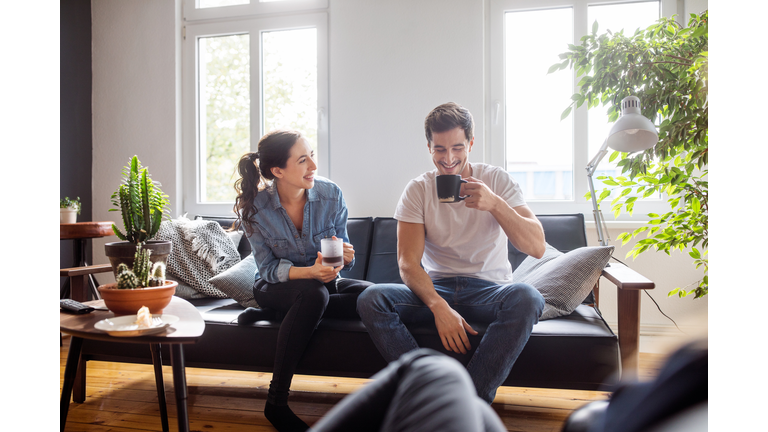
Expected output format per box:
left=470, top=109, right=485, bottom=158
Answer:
left=74, top=214, right=622, bottom=402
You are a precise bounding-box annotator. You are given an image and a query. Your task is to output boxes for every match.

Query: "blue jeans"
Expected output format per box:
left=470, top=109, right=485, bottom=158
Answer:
left=357, top=277, right=544, bottom=403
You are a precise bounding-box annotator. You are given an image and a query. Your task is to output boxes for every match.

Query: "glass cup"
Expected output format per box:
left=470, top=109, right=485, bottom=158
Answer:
left=320, top=237, right=344, bottom=267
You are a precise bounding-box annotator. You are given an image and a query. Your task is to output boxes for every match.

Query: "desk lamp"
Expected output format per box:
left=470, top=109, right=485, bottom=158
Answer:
left=586, top=96, right=658, bottom=246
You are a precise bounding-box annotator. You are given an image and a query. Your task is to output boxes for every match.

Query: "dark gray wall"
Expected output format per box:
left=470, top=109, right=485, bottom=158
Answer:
left=60, top=0, right=92, bottom=293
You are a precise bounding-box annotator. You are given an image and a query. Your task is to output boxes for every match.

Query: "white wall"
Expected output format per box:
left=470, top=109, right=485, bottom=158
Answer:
left=328, top=0, right=485, bottom=217
left=88, top=0, right=707, bottom=344
left=91, top=0, right=182, bottom=284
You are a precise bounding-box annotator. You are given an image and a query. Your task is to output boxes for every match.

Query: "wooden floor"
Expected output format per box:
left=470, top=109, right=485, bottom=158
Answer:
left=60, top=335, right=665, bottom=432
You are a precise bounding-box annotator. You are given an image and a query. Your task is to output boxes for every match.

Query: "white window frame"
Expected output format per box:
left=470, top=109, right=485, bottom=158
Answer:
left=182, top=2, right=328, bottom=217
left=489, top=0, right=679, bottom=223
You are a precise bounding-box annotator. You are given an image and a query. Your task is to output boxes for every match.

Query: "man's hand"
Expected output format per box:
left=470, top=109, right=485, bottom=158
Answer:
left=431, top=301, right=479, bottom=354
left=461, top=177, right=503, bottom=212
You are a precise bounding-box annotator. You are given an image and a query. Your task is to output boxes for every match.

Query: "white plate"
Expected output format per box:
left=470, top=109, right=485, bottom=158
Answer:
left=94, top=314, right=180, bottom=337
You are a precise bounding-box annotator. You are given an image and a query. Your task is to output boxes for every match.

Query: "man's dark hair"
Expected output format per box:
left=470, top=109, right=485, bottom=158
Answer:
left=424, top=102, right=474, bottom=143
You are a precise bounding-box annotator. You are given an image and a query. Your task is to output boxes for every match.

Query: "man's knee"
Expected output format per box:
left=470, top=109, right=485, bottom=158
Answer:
left=505, top=283, right=545, bottom=312
left=356, top=284, right=395, bottom=316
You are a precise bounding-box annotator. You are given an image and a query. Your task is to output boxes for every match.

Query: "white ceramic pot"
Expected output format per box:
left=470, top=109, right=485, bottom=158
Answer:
left=60, top=208, right=78, bottom=224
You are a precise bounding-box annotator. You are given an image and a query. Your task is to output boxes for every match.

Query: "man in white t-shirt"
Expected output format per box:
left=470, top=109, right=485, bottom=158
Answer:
left=357, top=102, right=547, bottom=404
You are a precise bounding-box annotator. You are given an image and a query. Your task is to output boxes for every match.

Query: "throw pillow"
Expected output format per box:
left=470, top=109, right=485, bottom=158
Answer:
left=512, top=243, right=562, bottom=279
left=208, top=256, right=260, bottom=308
left=513, top=245, right=614, bottom=320
left=225, top=230, right=243, bottom=250
left=155, top=215, right=242, bottom=298
left=168, top=276, right=211, bottom=300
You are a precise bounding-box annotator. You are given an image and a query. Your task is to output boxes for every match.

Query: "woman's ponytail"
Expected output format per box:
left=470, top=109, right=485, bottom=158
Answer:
left=233, top=152, right=262, bottom=236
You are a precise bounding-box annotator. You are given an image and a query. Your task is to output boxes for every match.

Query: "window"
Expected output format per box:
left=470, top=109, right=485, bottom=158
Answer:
left=182, top=0, right=328, bottom=216
left=490, top=0, right=678, bottom=219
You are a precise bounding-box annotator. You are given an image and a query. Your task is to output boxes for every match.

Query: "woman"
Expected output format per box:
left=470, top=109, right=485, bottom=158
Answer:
left=233, top=130, right=372, bottom=432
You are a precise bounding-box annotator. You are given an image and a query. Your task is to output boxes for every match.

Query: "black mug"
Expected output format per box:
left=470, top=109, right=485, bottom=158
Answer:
left=436, top=175, right=467, bottom=203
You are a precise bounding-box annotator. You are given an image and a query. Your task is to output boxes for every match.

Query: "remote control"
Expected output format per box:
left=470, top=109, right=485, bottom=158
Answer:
left=60, top=299, right=95, bottom=314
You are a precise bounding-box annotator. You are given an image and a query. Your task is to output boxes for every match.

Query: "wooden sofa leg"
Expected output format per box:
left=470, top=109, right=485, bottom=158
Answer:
left=617, top=289, right=640, bottom=379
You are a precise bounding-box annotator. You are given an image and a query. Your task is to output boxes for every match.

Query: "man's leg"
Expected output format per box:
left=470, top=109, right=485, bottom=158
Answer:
left=451, top=278, right=545, bottom=404
left=309, top=349, right=507, bottom=432
left=357, top=283, right=435, bottom=362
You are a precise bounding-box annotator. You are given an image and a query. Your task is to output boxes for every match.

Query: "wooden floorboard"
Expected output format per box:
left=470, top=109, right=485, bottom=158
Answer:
left=60, top=335, right=664, bottom=432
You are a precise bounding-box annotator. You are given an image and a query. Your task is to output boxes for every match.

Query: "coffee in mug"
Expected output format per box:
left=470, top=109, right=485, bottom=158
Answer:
left=436, top=175, right=468, bottom=203
left=320, top=237, right=344, bottom=267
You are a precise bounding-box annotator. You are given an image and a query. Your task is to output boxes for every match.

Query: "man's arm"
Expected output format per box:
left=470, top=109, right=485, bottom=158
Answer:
left=462, top=178, right=546, bottom=258
left=397, top=221, right=478, bottom=354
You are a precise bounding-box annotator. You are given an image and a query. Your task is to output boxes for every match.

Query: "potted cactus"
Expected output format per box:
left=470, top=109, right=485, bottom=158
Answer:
left=104, top=156, right=173, bottom=278
left=98, top=243, right=178, bottom=316
left=60, top=196, right=81, bottom=224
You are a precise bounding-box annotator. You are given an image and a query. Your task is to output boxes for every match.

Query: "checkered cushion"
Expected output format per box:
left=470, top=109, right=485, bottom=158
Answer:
left=514, top=244, right=614, bottom=320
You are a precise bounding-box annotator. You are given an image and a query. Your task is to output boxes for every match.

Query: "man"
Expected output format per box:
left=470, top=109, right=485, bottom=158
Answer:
left=357, top=102, right=546, bottom=404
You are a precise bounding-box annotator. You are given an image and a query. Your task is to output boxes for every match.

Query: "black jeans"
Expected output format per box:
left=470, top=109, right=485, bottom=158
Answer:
left=253, top=277, right=372, bottom=405
left=309, top=348, right=507, bottom=432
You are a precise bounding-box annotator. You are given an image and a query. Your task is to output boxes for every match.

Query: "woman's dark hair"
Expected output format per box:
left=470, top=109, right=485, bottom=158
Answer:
left=424, top=102, right=474, bottom=144
left=233, top=130, right=303, bottom=236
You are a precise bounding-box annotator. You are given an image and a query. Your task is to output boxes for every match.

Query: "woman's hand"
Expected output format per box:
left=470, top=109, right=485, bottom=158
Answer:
left=311, top=252, right=341, bottom=283
left=333, top=236, right=355, bottom=266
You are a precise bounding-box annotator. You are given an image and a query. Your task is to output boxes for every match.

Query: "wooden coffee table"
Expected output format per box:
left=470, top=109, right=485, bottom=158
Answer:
left=60, top=297, right=205, bottom=432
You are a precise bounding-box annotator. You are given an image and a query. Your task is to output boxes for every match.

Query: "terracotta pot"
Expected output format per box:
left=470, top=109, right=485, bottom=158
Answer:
left=104, top=240, right=172, bottom=278
left=98, top=280, right=178, bottom=316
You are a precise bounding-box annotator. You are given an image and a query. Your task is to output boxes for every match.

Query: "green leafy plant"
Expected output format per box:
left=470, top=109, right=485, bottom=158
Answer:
left=550, top=11, right=708, bottom=298
left=109, top=156, right=171, bottom=245
left=114, top=244, right=167, bottom=289
left=60, top=196, right=81, bottom=214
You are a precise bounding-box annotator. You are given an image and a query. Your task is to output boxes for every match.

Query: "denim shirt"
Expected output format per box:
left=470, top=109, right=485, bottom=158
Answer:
left=246, top=176, right=354, bottom=284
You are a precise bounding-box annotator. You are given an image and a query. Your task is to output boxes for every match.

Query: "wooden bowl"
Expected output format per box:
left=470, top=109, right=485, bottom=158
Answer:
left=98, top=281, right=178, bottom=316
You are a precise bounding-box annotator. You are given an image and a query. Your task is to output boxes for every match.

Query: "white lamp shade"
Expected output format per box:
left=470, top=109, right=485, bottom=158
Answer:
left=606, top=96, right=658, bottom=152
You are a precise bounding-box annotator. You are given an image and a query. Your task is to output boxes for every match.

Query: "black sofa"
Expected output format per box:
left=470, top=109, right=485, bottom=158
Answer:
left=74, top=214, right=651, bottom=402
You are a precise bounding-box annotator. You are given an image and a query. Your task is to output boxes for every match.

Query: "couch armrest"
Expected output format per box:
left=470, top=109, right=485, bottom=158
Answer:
left=600, top=263, right=655, bottom=380
left=61, top=264, right=113, bottom=302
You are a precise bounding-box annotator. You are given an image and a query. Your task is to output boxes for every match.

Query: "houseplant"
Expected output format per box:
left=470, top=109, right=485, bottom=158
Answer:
left=550, top=11, right=708, bottom=298
left=60, top=196, right=81, bottom=224
left=104, top=155, right=173, bottom=278
left=98, top=243, right=178, bottom=315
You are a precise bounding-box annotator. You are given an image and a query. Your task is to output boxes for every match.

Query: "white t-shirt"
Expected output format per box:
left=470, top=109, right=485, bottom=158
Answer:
left=394, top=163, right=526, bottom=284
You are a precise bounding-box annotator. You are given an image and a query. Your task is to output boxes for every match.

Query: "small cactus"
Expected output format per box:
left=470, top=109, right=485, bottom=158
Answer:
left=116, top=270, right=139, bottom=289
left=114, top=244, right=162, bottom=289
left=147, top=262, right=167, bottom=287
left=116, top=263, right=130, bottom=275
left=132, top=244, right=152, bottom=288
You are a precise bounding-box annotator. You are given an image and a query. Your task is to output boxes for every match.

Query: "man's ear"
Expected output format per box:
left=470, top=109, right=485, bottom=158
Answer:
left=467, top=137, right=474, bottom=153
left=427, top=141, right=432, bottom=153
left=271, top=166, right=283, bottom=179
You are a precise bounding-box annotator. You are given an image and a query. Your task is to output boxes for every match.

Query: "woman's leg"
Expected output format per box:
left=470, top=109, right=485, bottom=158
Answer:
left=324, top=278, right=373, bottom=320
left=253, top=278, right=330, bottom=432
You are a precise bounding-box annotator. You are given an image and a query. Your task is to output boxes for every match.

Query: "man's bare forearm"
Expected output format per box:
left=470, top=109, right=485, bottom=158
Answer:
left=490, top=200, right=545, bottom=259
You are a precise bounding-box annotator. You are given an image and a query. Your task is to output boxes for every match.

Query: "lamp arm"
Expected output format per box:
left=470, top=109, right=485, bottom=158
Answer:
left=587, top=139, right=611, bottom=246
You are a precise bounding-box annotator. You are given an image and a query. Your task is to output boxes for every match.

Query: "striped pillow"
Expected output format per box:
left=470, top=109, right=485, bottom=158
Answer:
left=513, top=245, right=613, bottom=320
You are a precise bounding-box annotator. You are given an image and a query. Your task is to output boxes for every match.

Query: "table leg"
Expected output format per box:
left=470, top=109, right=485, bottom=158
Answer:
left=61, top=336, right=84, bottom=432
left=170, top=344, right=190, bottom=432
left=617, top=288, right=641, bottom=380
left=150, top=343, right=170, bottom=432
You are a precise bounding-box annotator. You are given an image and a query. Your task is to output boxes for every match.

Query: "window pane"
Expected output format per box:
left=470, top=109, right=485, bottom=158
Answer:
left=587, top=1, right=659, bottom=172
left=505, top=8, right=573, bottom=200
left=262, top=28, right=318, bottom=153
left=198, top=0, right=249, bottom=8
left=199, top=34, right=250, bottom=203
